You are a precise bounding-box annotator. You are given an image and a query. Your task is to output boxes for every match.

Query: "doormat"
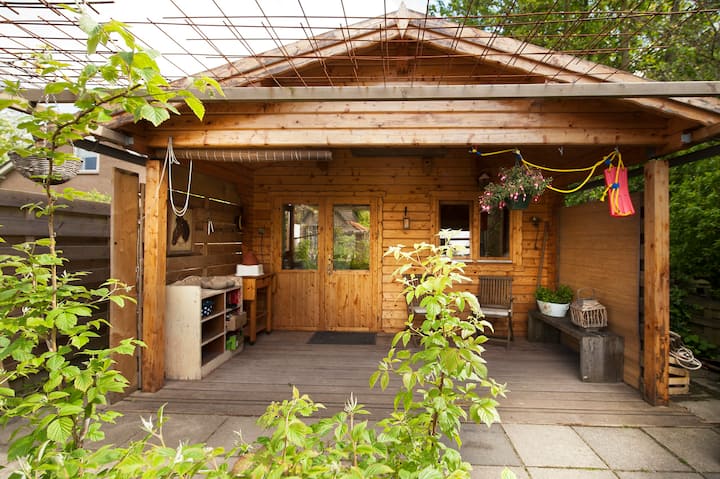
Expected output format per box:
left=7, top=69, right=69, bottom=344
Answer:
left=308, top=331, right=376, bottom=345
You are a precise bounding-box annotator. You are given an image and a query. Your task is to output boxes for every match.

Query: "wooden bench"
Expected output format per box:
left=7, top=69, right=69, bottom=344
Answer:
left=477, top=276, right=513, bottom=349
left=528, top=309, right=624, bottom=382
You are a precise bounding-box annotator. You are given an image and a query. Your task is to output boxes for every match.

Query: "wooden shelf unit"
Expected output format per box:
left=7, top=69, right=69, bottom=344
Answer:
left=165, top=284, right=242, bottom=380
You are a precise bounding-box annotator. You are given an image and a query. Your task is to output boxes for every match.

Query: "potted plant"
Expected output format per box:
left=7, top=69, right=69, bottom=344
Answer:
left=479, top=164, right=552, bottom=212
left=536, top=284, right=574, bottom=317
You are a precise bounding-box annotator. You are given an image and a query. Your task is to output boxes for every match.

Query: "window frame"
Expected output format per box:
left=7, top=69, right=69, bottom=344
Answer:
left=431, top=192, right=522, bottom=264
left=74, top=147, right=100, bottom=174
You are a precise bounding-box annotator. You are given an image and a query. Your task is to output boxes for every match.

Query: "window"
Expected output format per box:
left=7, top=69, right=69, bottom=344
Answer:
left=439, top=202, right=471, bottom=257
left=480, top=209, right=510, bottom=258
left=281, top=203, right=319, bottom=270
left=435, top=195, right=517, bottom=262
left=74, top=147, right=99, bottom=173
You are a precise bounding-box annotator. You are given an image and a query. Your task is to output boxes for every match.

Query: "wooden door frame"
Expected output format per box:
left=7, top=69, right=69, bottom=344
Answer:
left=270, top=193, right=383, bottom=331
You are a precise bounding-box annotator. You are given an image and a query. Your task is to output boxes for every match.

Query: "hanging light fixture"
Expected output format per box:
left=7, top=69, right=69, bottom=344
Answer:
left=403, top=207, right=410, bottom=230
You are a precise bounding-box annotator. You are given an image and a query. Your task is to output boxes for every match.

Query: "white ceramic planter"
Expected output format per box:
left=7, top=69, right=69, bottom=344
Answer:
left=537, top=300, right=570, bottom=318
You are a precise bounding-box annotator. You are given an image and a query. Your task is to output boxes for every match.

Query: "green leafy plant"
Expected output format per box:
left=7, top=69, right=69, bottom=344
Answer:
left=232, top=234, right=514, bottom=479
left=535, top=284, right=574, bottom=304
left=0, top=6, right=232, bottom=478
left=479, top=164, right=551, bottom=212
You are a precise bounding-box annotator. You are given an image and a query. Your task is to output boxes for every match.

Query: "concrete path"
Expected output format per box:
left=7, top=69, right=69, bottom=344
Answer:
left=95, top=409, right=719, bottom=478
left=1, top=391, right=718, bottom=479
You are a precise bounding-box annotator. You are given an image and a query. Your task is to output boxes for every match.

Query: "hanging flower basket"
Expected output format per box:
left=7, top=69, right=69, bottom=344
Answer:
left=504, top=196, right=531, bottom=210
left=10, top=153, right=82, bottom=185
left=479, top=164, right=551, bottom=213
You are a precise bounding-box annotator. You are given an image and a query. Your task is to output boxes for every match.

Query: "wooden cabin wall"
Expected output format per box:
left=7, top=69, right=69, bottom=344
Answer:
left=557, top=194, right=642, bottom=388
left=164, top=162, right=248, bottom=283
left=251, top=149, right=556, bottom=335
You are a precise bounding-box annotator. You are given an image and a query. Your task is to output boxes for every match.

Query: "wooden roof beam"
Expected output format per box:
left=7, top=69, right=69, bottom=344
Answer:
left=189, top=82, right=720, bottom=103
left=24, top=81, right=720, bottom=104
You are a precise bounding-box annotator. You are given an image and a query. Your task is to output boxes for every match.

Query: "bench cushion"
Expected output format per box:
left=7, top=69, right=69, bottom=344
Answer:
left=480, top=306, right=510, bottom=318
left=410, top=306, right=427, bottom=315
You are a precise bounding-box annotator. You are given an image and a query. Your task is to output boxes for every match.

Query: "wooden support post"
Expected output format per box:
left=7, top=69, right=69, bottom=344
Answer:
left=643, top=159, right=670, bottom=405
left=141, top=159, right=168, bottom=392
left=110, top=169, right=140, bottom=399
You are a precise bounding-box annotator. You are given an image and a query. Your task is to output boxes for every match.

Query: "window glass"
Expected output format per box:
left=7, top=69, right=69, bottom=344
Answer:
left=439, top=202, right=471, bottom=257
left=333, top=204, right=370, bottom=270
left=282, top=203, right=319, bottom=270
left=480, top=208, right=510, bottom=258
left=74, top=147, right=99, bottom=173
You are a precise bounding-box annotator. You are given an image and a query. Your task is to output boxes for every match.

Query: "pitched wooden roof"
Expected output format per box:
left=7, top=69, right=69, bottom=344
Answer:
left=99, top=5, right=720, bottom=161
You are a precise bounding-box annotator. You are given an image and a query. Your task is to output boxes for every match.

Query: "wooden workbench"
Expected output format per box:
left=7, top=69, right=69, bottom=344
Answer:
left=242, top=273, right=275, bottom=344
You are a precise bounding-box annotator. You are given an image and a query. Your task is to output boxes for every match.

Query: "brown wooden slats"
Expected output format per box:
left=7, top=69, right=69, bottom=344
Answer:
left=558, top=193, right=642, bottom=391
left=250, top=150, right=556, bottom=335
left=164, top=164, right=244, bottom=283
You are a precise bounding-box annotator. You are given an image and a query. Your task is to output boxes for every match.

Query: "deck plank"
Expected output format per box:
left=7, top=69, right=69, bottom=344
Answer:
left=116, top=331, right=702, bottom=427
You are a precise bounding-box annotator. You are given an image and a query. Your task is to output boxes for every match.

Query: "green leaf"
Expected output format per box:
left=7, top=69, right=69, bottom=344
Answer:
left=380, top=371, right=389, bottom=390
left=138, top=104, right=170, bottom=127
left=7, top=434, right=35, bottom=460
left=58, top=403, right=84, bottom=416
left=418, top=466, right=443, bottom=479
left=365, top=463, right=394, bottom=476
left=74, top=370, right=94, bottom=392
left=47, top=416, right=73, bottom=443
left=501, top=467, right=518, bottom=479
left=183, top=95, right=205, bottom=120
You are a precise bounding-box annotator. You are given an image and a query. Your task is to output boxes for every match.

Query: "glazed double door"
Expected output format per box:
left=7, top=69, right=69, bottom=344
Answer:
left=273, top=196, right=380, bottom=331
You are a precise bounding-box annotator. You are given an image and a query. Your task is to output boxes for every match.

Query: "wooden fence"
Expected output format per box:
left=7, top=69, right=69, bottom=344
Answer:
left=0, top=188, right=112, bottom=348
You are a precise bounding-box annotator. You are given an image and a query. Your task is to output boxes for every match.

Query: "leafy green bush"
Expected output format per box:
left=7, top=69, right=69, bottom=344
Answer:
left=232, top=236, right=514, bottom=478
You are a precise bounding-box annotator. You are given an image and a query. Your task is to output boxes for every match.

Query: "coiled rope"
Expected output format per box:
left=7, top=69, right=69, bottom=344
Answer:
left=670, top=331, right=703, bottom=370
left=159, top=136, right=193, bottom=217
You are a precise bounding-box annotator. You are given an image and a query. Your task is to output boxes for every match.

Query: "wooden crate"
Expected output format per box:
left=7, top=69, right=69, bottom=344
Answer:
left=668, top=355, right=690, bottom=395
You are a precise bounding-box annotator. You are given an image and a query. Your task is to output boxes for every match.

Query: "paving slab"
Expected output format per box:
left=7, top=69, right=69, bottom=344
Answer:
left=205, top=416, right=264, bottom=451
left=470, top=465, right=529, bottom=479
left=98, top=413, right=150, bottom=446
left=460, top=423, right=522, bottom=467
left=643, top=427, right=720, bottom=473
left=674, top=399, right=720, bottom=424
left=615, top=473, right=704, bottom=479
left=526, top=468, right=617, bottom=479
left=575, top=426, right=691, bottom=472
left=153, top=413, right=228, bottom=447
left=503, top=424, right=606, bottom=469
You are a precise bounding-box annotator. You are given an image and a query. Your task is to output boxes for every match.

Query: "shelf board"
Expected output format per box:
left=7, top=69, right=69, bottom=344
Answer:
left=201, top=311, right=224, bottom=323
left=201, top=331, right=225, bottom=347
left=201, top=350, right=232, bottom=376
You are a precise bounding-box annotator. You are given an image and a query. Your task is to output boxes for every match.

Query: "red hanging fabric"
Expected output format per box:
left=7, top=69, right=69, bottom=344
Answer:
left=602, top=161, right=635, bottom=217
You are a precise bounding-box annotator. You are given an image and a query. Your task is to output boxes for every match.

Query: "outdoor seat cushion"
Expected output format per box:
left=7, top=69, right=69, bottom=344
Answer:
left=410, top=305, right=427, bottom=315
left=480, top=306, right=510, bottom=318
left=200, top=276, right=236, bottom=290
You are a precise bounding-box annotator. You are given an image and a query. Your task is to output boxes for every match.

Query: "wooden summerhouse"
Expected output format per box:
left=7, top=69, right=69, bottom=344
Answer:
left=104, top=7, right=720, bottom=406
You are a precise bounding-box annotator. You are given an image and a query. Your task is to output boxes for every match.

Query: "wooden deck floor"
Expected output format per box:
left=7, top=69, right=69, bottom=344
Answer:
left=115, top=331, right=703, bottom=427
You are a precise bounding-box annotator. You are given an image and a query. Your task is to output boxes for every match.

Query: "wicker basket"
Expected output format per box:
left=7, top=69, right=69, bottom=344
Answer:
left=10, top=153, right=81, bottom=185
left=570, top=288, right=607, bottom=330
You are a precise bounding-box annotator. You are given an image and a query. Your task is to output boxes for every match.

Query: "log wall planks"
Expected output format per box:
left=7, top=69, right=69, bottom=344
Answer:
left=164, top=163, right=247, bottom=283
left=142, top=99, right=671, bottom=149
left=558, top=195, right=642, bottom=389
left=250, top=149, right=556, bottom=335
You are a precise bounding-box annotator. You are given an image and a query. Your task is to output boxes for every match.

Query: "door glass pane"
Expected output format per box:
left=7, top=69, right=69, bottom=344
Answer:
left=480, top=208, right=510, bottom=257
left=282, top=203, right=319, bottom=270
left=333, top=204, right=370, bottom=270
left=439, top=202, right=471, bottom=257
